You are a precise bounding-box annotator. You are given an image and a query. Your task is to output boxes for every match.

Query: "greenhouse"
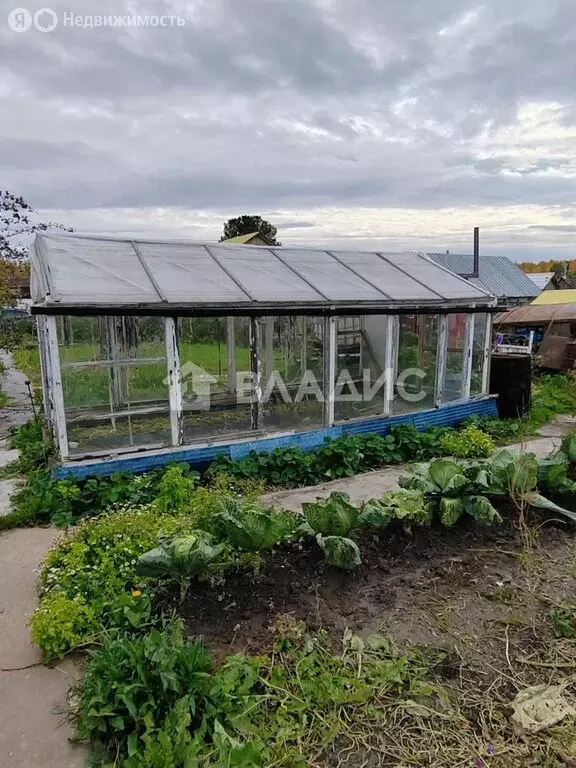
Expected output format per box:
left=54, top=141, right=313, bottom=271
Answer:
left=30, top=233, right=498, bottom=478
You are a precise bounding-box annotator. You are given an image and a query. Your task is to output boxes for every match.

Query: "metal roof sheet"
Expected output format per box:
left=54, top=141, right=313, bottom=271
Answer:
left=531, top=289, right=576, bottom=306
left=525, top=272, right=555, bottom=291
left=495, top=302, right=576, bottom=325
left=31, top=233, right=496, bottom=314
left=428, top=253, right=539, bottom=300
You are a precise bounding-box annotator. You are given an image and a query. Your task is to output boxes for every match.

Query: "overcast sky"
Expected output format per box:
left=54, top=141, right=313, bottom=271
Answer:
left=1, top=0, right=575, bottom=260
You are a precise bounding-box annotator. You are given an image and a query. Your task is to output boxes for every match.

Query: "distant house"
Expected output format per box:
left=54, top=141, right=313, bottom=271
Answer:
left=427, top=253, right=539, bottom=308
left=525, top=272, right=576, bottom=291
left=221, top=231, right=276, bottom=246
left=526, top=272, right=556, bottom=292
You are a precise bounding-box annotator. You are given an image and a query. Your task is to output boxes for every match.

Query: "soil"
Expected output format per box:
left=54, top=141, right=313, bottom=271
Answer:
left=177, top=512, right=576, bottom=683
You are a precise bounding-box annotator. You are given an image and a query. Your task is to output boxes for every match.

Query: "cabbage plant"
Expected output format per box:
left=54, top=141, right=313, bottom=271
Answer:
left=316, top=534, right=361, bottom=570
left=136, top=531, right=225, bottom=581
left=400, top=459, right=502, bottom=526
left=359, top=490, right=431, bottom=528
left=302, top=492, right=359, bottom=537
left=217, top=498, right=294, bottom=551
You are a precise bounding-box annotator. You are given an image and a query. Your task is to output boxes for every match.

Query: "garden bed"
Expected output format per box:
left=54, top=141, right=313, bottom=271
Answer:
left=174, top=513, right=574, bottom=663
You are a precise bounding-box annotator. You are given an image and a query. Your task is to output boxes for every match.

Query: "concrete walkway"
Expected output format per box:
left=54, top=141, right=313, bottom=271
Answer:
left=0, top=528, right=85, bottom=768
left=262, top=419, right=575, bottom=512
left=0, top=350, right=33, bottom=440
left=0, top=354, right=86, bottom=767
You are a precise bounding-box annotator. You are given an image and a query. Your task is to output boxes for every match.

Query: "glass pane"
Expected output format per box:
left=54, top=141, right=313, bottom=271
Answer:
left=470, top=313, right=487, bottom=396
left=334, top=316, right=388, bottom=422
left=394, top=315, right=438, bottom=415
left=441, top=313, right=467, bottom=403
left=179, top=317, right=253, bottom=442
left=59, top=316, right=171, bottom=456
left=262, top=317, right=324, bottom=431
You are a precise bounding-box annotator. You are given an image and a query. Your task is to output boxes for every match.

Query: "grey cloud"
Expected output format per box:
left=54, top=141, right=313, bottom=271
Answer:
left=0, top=0, right=575, bottom=256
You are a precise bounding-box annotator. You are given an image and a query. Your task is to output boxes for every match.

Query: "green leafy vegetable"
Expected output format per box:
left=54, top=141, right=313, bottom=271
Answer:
left=136, top=531, right=225, bottom=580
left=359, top=490, right=431, bottom=527
left=302, top=492, right=359, bottom=537
left=217, top=498, right=295, bottom=551
left=316, top=534, right=362, bottom=570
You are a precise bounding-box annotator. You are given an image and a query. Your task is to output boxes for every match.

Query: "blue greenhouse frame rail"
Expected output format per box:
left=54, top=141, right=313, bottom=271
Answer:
left=53, top=396, right=498, bottom=480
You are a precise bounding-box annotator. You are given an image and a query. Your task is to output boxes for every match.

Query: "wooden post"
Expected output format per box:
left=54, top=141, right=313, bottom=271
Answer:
left=45, top=314, right=69, bottom=459
left=165, top=317, right=183, bottom=446
left=264, top=316, right=274, bottom=383
left=435, top=315, right=449, bottom=407
left=226, top=317, right=236, bottom=394
left=250, top=317, right=262, bottom=430
left=384, top=315, right=399, bottom=415
left=482, top=314, right=493, bottom=394
left=323, top=316, right=336, bottom=426
left=37, top=316, right=53, bottom=432
left=300, top=316, right=307, bottom=375
left=462, top=313, right=475, bottom=400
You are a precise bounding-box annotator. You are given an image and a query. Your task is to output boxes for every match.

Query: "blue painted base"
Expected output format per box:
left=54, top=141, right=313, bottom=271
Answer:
left=54, top=396, right=498, bottom=481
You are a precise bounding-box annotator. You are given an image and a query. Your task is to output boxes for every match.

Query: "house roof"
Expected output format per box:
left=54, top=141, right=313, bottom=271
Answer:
left=30, top=233, right=496, bottom=315
left=427, top=253, right=540, bottom=300
left=495, top=302, right=576, bottom=326
left=221, top=231, right=275, bottom=245
left=531, top=289, right=576, bottom=306
left=525, top=272, right=555, bottom=291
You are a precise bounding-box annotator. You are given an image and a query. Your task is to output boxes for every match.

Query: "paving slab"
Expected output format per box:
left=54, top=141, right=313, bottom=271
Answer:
left=0, top=349, right=33, bottom=439
left=261, top=430, right=570, bottom=512
left=262, top=466, right=405, bottom=512
left=538, top=414, right=576, bottom=438
left=0, top=477, right=22, bottom=517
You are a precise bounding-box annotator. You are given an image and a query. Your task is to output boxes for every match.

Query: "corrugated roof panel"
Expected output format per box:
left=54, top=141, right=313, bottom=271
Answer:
left=137, top=242, right=247, bottom=303
left=31, top=234, right=497, bottom=312
left=334, top=252, right=440, bottom=301
left=386, top=252, right=487, bottom=300
left=527, top=272, right=555, bottom=290
left=531, top=289, right=576, bottom=306
left=210, top=245, right=324, bottom=302
left=38, top=234, right=157, bottom=304
left=495, top=302, right=576, bottom=325
left=273, top=248, right=385, bottom=301
left=428, top=253, right=539, bottom=299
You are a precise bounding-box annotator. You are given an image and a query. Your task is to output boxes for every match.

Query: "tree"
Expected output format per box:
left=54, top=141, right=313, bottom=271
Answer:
left=0, top=190, right=71, bottom=306
left=219, top=215, right=281, bottom=245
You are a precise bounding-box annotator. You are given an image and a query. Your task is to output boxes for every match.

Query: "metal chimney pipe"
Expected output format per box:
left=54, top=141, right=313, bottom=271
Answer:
left=472, top=227, right=479, bottom=278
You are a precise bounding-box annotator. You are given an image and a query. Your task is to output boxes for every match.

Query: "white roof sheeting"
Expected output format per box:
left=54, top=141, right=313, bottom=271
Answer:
left=31, top=233, right=497, bottom=314
left=526, top=272, right=555, bottom=291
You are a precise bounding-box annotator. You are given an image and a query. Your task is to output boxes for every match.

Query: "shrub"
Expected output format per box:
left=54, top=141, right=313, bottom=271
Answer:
left=439, top=425, right=495, bottom=459
left=31, top=507, right=201, bottom=656
left=31, top=592, right=99, bottom=660
left=152, top=465, right=201, bottom=514
left=463, top=416, right=523, bottom=444
left=73, top=622, right=213, bottom=762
